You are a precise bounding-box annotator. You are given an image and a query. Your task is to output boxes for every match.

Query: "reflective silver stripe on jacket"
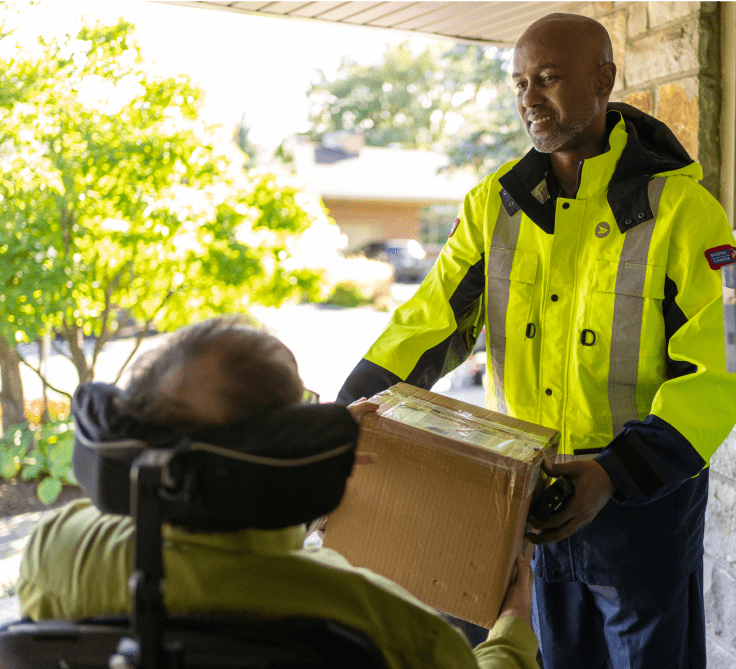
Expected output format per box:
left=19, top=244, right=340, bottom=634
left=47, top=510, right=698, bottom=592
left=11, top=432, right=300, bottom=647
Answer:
left=608, top=177, right=667, bottom=436
left=487, top=203, right=522, bottom=415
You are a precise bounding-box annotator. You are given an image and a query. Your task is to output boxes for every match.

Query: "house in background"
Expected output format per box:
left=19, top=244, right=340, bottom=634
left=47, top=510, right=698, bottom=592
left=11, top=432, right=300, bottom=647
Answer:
left=282, top=131, right=478, bottom=252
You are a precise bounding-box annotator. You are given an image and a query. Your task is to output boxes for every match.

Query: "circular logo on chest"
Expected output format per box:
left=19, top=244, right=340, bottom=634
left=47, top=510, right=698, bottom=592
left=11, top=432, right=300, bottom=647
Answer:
left=595, top=222, right=611, bottom=238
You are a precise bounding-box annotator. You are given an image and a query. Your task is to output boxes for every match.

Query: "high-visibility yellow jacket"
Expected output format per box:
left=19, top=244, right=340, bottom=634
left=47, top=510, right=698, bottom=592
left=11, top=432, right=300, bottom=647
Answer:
left=339, top=105, right=736, bottom=580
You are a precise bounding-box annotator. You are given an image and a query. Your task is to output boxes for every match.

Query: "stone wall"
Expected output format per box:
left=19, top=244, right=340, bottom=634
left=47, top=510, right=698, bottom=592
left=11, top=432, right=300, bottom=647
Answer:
left=567, top=3, right=736, bottom=667
left=573, top=1, right=722, bottom=196
left=705, top=424, right=736, bottom=669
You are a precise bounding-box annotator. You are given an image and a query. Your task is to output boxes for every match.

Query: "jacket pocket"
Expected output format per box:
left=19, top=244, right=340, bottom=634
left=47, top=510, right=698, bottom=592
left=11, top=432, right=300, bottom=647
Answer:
left=587, top=258, right=666, bottom=351
left=591, top=258, right=666, bottom=299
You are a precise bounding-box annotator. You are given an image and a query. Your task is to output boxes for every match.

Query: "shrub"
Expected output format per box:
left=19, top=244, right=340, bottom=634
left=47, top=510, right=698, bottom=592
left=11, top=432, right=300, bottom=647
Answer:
left=324, top=282, right=373, bottom=307
left=314, top=255, right=395, bottom=310
left=21, top=398, right=71, bottom=426
left=0, top=399, right=76, bottom=504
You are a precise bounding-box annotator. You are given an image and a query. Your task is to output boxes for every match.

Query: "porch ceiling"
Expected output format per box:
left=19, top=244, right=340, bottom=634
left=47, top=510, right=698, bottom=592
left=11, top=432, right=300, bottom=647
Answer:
left=160, top=1, right=582, bottom=46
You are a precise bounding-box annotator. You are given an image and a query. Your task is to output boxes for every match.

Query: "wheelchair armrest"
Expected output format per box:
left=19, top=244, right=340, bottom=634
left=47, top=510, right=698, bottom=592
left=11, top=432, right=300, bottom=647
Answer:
left=0, top=615, right=387, bottom=668
left=0, top=618, right=128, bottom=669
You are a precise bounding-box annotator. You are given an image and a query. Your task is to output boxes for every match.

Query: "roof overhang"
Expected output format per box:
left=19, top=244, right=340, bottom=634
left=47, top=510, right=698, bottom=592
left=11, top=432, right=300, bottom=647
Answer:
left=160, top=1, right=582, bottom=47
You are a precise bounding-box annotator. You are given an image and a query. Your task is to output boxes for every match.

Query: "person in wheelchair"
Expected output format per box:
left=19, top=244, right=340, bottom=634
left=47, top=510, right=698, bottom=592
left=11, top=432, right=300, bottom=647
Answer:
left=17, top=316, right=539, bottom=668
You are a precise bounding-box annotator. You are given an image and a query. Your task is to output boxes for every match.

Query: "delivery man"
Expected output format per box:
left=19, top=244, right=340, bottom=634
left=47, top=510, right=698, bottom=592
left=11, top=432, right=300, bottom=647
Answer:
left=337, top=12, right=736, bottom=669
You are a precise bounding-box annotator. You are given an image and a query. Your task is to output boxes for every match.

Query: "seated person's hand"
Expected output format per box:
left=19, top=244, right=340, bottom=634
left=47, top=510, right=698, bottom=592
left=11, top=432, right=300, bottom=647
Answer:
left=496, top=554, right=534, bottom=628
left=346, top=397, right=379, bottom=423
left=347, top=397, right=379, bottom=466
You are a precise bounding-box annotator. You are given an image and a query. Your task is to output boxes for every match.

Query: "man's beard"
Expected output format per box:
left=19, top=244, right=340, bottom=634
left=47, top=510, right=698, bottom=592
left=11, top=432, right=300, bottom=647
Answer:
left=529, top=102, right=598, bottom=154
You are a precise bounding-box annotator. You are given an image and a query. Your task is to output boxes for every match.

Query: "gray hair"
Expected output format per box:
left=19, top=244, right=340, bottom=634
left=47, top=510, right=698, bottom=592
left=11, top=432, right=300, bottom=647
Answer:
left=119, top=316, right=304, bottom=427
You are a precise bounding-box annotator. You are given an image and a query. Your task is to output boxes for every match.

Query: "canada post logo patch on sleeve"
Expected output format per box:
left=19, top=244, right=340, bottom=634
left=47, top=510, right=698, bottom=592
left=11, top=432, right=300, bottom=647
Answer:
left=449, top=217, right=460, bottom=238
left=705, top=244, right=736, bottom=270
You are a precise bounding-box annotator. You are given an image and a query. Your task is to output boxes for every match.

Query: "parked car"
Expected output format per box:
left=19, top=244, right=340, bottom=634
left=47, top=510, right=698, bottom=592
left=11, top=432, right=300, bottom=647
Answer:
left=356, top=238, right=434, bottom=283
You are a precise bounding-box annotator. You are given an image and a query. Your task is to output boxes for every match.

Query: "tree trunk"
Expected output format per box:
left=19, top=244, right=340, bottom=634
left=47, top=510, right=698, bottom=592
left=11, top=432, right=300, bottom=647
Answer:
left=0, top=338, right=26, bottom=431
left=65, top=322, right=91, bottom=384
left=38, top=334, right=51, bottom=424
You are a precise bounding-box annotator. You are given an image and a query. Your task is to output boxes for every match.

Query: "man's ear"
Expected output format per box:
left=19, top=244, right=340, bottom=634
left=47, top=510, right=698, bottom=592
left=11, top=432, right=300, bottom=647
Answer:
left=597, top=62, right=616, bottom=99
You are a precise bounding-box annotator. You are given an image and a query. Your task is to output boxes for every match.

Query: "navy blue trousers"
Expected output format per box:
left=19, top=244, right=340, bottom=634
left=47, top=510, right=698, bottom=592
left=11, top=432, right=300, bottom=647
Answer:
left=532, top=558, right=706, bottom=669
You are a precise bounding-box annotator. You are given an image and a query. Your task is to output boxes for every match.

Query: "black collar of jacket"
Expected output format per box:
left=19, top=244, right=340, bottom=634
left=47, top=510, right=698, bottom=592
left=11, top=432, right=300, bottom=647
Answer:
left=498, top=102, right=694, bottom=235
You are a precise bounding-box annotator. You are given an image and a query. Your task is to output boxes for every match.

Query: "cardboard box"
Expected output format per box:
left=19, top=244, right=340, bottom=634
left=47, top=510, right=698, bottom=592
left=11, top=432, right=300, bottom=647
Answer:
left=323, top=383, right=559, bottom=629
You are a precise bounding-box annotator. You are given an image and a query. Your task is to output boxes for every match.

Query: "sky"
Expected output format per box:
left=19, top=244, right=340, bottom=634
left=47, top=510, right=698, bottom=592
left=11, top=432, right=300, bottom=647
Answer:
left=13, top=1, right=447, bottom=149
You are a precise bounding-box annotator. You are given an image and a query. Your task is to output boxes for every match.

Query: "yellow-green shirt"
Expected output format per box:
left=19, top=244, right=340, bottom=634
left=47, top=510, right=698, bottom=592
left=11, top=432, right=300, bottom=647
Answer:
left=18, top=500, right=538, bottom=669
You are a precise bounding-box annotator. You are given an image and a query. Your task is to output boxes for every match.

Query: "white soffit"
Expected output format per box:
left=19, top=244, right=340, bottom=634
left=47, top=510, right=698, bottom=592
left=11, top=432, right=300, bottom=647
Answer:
left=160, top=1, right=583, bottom=47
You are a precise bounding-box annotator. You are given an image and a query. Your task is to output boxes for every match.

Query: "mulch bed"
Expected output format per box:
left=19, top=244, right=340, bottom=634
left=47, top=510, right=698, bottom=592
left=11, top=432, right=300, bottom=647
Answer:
left=0, top=479, right=88, bottom=518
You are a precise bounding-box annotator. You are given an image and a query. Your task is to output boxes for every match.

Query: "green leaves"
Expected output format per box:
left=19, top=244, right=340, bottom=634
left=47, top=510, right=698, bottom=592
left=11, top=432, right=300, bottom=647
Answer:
left=37, top=477, right=63, bottom=505
left=0, top=417, right=75, bottom=504
left=0, top=9, right=328, bottom=386
left=306, top=41, right=528, bottom=176
left=0, top=424, right=33, bottom=480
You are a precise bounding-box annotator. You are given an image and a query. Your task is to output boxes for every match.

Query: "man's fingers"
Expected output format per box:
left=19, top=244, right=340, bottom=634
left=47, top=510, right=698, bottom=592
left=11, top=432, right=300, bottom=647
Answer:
left=527, top=509, right=573, bottom=531
left=541, top=459, right=572, bottom=478
left=525, top=517, right=577, bottom=545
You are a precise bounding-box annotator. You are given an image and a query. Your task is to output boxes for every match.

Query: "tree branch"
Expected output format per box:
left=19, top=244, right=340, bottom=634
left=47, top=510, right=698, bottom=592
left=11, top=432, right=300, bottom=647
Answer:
left=62, top=317, right=91, bottom=384
left=91, top=259, right=133, bottom=369
left=60, top=205, right=72, bottom=256
left=113, top=285, right=176, bottom=385
left=16, top=352, right=73, bottom=400
left=50, top=339, right=74, bottom=361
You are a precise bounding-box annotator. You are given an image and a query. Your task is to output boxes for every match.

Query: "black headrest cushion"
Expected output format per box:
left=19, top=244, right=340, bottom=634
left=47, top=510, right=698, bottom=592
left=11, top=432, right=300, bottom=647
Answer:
left=72, top=383, right=359, bottom=531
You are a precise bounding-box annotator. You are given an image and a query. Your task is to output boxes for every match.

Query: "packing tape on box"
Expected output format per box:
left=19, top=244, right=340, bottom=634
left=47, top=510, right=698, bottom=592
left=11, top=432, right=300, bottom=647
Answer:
left=363, top=387, right=555, bottom=493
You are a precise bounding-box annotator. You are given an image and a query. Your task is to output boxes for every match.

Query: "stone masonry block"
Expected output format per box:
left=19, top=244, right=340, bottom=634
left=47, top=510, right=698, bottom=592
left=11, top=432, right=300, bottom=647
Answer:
left=598, top=11, right=626, bottom=92
left=698, top=9, right=720, bottom=71
left=623, top=91, right=653, bottom=115
left=694, top=1, right=722, bottom=197
left=574, top=4, right=596, bottom=19
left=704, top=554, right=714, bottom=596
left=626, top=2, right=648, bottom=39
left=705, top=476, right=736, bottom=570
left=648, top=1, right=700, bottom=29
left=711, top=430, right=736, bottom=481
left=707, top=638, right=736, bottom=669
left=624, top=18, right=699, bottom=88
left=701, top=1, right=720, bottom=17
left=656, top=81, right=698, bottom=160
left=590, top=2, right=613, bottom=18
left=704, top=560, right=736, bottom=651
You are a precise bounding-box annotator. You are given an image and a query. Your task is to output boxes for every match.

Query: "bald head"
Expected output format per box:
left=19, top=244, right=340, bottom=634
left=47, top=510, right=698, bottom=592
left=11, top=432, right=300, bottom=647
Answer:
left=518, top=13, right=613, bottom=66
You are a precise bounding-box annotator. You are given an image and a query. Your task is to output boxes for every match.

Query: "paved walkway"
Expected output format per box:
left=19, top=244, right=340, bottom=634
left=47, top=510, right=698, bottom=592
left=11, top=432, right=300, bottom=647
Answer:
left=0, top=511, right=46, bottom=624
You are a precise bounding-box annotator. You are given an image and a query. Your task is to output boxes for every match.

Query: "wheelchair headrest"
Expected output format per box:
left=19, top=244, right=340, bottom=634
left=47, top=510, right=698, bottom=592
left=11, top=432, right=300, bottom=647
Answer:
left=72, top=383, right=359, bottom=531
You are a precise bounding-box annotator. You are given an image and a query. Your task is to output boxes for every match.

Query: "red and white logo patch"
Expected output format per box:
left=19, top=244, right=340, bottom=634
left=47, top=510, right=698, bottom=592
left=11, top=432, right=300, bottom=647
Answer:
left=705, top=244, right=736, bottom=270
left=449, top=217, right=460, bottom=238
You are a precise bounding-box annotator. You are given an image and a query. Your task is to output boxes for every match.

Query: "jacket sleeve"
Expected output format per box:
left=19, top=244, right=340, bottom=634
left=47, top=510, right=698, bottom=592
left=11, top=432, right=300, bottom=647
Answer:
left=597, top=197, right=736, bottom=504
left=473, top=616, right=540, bottom=669
left=337, top=184, right=489, bottom=406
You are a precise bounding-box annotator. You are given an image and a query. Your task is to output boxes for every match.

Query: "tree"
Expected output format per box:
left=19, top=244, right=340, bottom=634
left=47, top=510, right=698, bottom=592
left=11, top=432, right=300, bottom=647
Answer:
left=234, top=113, right=259, bottom=169
left=438, top=44, right=529, bottom=175
left=306, top=41, right=528, bottom=176
left=0, top=10, right=326, bottom=398
left=0, top=338, right=24, bottom=431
